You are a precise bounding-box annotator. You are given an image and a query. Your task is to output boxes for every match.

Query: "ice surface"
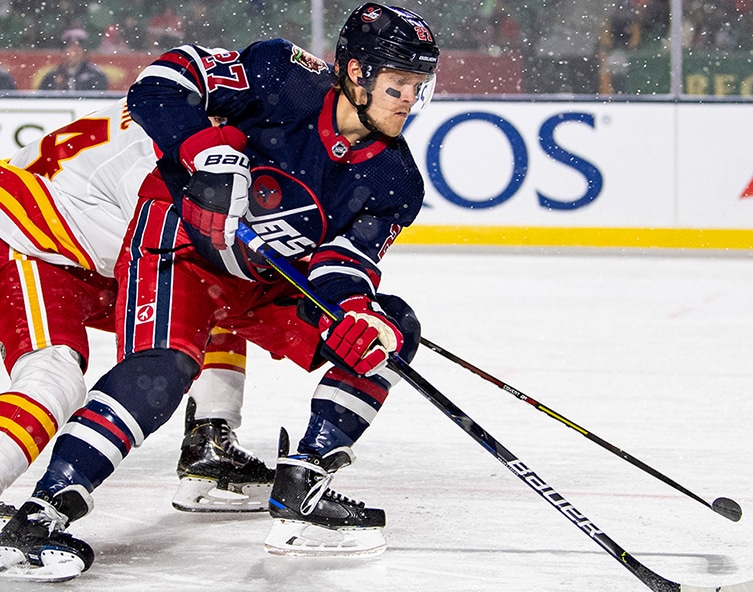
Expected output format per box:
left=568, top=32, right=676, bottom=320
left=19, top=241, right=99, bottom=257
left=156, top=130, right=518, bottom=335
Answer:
left=2, top=248, right=752, bottom=592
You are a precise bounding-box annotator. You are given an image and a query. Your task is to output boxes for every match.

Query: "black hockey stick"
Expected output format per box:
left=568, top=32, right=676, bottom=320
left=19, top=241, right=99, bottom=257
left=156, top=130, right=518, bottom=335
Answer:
left=419, top=337, right=742, bottom=523
left=236, top=223, right=753, bottom=592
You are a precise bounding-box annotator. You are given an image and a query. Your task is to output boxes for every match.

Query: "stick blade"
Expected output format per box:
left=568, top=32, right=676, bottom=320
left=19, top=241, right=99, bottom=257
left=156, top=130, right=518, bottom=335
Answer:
left=712, top=497, right=743, bottom=522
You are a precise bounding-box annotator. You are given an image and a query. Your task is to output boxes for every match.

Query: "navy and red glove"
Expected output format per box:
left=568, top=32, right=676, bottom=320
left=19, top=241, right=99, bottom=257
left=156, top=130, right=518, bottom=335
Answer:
left=319, top=295, right=404, bottom=376
left=179, top=125, right=251, bottom=250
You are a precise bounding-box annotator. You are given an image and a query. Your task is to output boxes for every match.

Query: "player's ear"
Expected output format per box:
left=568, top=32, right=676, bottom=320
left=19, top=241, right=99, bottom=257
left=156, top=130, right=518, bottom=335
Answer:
left=346, top=59, right=365, bottom=86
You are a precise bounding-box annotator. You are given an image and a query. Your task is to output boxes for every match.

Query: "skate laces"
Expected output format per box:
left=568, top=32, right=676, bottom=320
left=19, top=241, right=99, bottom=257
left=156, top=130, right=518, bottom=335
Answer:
left=27, top=500, right=68, bottom=535
left=323, top=489, right=365, bottom=508
left=301, top=473, right=333, bottom=516
left=218, top=423, right=256, bottom=465
left=300, top=474, right=365, bottom=515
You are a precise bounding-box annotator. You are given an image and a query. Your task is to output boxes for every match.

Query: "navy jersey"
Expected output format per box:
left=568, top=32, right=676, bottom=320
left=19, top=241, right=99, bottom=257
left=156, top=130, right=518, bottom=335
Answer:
left=127, top=39, right=424, bottom=304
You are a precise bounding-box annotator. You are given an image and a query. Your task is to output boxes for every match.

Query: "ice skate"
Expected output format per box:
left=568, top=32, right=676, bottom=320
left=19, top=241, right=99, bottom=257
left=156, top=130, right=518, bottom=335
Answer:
left=0, top=485, right=94, bottom=582
left=172, top=409, right=275, bottom=513
left=264, top=428, right=386, bottom=557
left=0, top=502, right=16, bottom=529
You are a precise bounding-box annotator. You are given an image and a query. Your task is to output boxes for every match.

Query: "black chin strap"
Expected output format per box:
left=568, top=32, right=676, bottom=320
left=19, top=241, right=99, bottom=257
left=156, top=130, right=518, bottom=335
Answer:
left=341, top=78, right=380, bottom=135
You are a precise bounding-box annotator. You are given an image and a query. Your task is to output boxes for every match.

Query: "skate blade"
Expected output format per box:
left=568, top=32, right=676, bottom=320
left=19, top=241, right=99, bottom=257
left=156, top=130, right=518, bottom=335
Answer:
left=172, top=477, right=271, bottom=513
left=0, top=547, right=84, bottom=582
left=263, top=519, right=386, bottom=557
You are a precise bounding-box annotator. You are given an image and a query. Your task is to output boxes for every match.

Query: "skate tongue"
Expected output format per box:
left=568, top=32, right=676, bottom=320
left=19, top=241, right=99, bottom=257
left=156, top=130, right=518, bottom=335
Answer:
left=321, top=447, right=355, bottom=472
left=277, top=427, right=291, bottom=457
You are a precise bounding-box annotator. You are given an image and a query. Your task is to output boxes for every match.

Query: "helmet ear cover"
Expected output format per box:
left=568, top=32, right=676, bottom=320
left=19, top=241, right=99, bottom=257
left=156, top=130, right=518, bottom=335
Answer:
left=337, top=58, right=375, bottom=92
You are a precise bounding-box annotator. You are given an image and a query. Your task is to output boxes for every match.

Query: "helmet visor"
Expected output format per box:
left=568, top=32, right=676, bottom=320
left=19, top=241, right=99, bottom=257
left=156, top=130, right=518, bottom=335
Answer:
left=374, top=69, right=436, bottom=115
left=411, top=73, right=436, bottom=114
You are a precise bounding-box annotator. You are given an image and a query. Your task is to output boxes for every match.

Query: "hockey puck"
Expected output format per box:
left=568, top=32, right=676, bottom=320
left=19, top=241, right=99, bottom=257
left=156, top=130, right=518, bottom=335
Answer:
left=711, top=497, right=743, bottom=522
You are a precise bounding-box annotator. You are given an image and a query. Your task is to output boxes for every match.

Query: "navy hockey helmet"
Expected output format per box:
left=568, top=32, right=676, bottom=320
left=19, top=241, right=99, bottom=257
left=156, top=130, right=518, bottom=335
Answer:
left=336, top=3, right=439, bottom=116
left=336, top=3, right=440, bottom=80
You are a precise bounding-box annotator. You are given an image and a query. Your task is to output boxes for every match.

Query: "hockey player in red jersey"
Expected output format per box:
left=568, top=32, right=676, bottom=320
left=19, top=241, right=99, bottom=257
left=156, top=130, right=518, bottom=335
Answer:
left=0, top=3, right=439, bottom=578
left=0, top=100, right=274, bottom=523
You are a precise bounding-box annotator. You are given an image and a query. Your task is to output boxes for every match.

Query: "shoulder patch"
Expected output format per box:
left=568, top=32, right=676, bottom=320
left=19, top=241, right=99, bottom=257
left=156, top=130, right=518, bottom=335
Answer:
left=290, top=45, right=327, bottom=74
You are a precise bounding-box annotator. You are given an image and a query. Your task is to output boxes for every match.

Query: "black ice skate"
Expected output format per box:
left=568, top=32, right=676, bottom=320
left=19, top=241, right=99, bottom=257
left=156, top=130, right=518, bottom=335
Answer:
left=0, top=501, right=16, bottom=529
left=0, top=485, right=94, bottom=582
left=265, top=427, right=386, bottom=557
left=172, top=406, right=275, bottom=513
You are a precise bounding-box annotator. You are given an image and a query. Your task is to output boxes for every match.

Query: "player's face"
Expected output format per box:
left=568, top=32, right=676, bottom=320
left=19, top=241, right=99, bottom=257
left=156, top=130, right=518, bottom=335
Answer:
left=367, top=69, right=430, bottom=137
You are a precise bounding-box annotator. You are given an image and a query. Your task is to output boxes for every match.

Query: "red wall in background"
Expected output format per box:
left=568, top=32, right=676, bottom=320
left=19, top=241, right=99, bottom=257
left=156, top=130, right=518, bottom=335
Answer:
left=0, top=49, right=524, bottom=95
left=434, top=51, right=524, bottom=95
left=0, top=49, right=148, bottom=90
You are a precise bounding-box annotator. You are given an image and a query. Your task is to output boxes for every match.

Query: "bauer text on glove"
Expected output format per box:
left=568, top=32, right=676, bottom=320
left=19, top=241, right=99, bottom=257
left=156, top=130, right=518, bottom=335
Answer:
left=319, top=295, right=404, bottom=376
left=179, top=125, right=251, bottom=250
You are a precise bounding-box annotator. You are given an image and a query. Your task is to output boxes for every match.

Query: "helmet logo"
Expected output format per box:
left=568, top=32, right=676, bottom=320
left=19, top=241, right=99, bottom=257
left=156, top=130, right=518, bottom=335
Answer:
left=290, top=45, right=327, bottom=74
left=361, top=6, right=382, bottom=22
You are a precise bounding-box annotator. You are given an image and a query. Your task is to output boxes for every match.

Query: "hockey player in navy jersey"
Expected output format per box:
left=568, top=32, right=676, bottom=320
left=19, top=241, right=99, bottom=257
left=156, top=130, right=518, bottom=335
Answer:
left=0, top=2, right=439, bottom=577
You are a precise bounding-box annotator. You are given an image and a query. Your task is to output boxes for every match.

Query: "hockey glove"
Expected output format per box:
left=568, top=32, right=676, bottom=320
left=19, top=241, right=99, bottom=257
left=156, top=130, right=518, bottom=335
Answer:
left=319, top=295, right=404, bottom=376
left=179, top=125, right=251, bottom=250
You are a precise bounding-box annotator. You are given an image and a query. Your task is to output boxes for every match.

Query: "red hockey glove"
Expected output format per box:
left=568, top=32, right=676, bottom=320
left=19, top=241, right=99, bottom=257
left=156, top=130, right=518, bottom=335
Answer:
left=179, top=126, right=251, bottom=250
left=319, top=295, right=404, bottom=376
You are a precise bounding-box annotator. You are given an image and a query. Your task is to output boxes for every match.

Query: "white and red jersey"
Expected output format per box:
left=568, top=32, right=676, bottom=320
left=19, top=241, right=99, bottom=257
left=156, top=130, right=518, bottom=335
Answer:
left=0, top=98, right=158, bottom=277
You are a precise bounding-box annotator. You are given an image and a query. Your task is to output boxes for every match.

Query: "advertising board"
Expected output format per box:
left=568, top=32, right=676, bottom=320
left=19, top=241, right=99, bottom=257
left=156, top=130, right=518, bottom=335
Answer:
left=1, top=96, right=751, bottom=249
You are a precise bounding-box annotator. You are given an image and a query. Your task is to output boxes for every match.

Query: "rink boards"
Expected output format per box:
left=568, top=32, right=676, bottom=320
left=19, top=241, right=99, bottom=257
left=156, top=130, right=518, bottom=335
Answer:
left=1, top=95, right=752, bottom=250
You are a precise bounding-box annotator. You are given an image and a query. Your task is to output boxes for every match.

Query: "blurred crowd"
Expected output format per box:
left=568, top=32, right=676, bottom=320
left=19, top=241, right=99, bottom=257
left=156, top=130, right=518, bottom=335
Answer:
left=0, top=0, right=751, bottom=93
left=0, top=0, right=281, bottom=51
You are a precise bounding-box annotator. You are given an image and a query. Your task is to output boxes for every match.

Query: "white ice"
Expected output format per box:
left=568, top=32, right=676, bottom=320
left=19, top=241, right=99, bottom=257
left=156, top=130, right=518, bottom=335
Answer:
left=2, top=248, right=752, bottom=592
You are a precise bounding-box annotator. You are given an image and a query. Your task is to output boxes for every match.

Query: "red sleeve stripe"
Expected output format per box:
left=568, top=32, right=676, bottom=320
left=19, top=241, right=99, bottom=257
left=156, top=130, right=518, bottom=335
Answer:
left=310, top=252, right=381, bottom=290
left=154, top=51, right=206, bottom=95
left=309, top=249, right=361, bottom=268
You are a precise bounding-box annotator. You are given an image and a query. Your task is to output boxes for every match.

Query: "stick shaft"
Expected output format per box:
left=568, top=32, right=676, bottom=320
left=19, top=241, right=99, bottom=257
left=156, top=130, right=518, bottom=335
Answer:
left=419, top=338, right=719, bottom=512
left=237, top=223, right=682, bottom=589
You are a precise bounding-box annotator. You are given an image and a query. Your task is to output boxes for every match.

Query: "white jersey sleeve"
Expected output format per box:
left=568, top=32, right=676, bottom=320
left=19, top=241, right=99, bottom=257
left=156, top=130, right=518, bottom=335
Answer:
left=1, top=98, right=159, bottom=277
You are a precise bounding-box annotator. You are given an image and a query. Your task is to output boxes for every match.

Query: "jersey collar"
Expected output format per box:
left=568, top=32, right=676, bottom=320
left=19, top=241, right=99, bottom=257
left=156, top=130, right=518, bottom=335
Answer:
left=318, top=88, right=390, bottom=164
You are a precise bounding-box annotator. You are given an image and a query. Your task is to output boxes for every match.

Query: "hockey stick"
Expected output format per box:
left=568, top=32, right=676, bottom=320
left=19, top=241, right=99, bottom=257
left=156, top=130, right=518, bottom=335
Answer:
left=419, top=337, right=743, bottom=523
left=236, top=223, right=753, bottom=592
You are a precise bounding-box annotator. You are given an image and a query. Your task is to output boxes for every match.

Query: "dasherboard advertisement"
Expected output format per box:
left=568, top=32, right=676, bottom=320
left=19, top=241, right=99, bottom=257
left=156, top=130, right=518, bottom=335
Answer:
left=1, top=96, right=752, bottom=248
left=403, top=100, right=753, bottom=231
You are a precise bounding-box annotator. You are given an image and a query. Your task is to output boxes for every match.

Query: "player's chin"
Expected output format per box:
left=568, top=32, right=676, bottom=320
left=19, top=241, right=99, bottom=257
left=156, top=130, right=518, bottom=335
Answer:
left=382, top=115, right=409, bottom=137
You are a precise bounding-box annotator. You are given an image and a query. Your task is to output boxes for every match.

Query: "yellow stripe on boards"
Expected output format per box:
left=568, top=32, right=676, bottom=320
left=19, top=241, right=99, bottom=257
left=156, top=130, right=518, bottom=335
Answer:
left=400, top=226, right=753, bottom=250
